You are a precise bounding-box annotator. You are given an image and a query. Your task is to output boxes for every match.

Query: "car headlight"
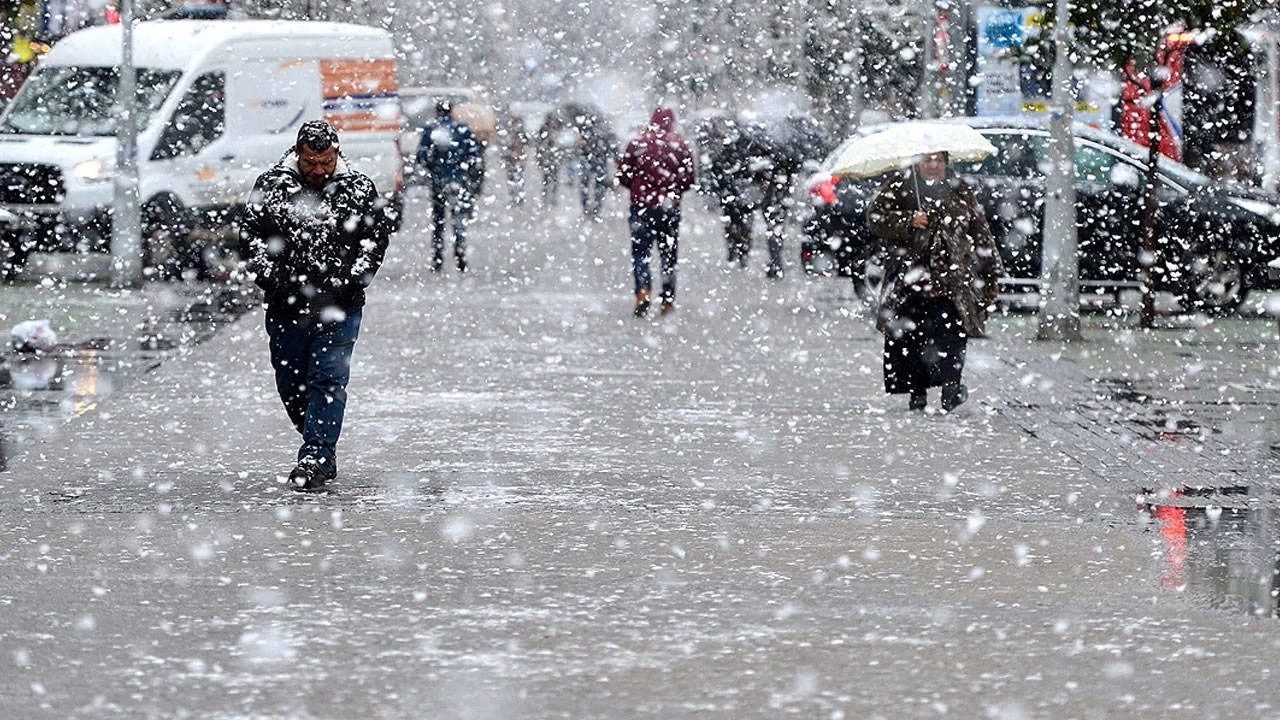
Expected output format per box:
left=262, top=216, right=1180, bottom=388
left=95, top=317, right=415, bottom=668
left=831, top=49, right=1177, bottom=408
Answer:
left=71, top=158, right=114, bottom=182
left=1227, top=196, right=1280, bottom=225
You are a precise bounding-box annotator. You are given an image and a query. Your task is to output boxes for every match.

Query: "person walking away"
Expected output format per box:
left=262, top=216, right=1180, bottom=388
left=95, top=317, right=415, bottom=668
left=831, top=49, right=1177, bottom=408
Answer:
left=617, top=106, right=696, bottom=317
left=534, top=114, right=565, bottom=208
left=499, top=111, right=528, bottom=205
left=241, top=120, right=394, bottom=490
left=418, top=100, right=483, bottom=272
left=578, top=114, right=616, bottom=219
left=756, top=126, right=803, bottom=280
left=866, top=151, right=1002, bottom=413
left=702, top=117, right=756, bottom=267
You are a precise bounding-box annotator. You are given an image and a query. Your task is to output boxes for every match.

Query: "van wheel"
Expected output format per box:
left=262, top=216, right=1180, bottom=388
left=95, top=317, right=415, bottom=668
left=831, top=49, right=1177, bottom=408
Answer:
left=1181, top=246, right=1247, bottom=315
left=1, top=231, right=31, bottom=281
left=141, top=195, right=193, bottom=280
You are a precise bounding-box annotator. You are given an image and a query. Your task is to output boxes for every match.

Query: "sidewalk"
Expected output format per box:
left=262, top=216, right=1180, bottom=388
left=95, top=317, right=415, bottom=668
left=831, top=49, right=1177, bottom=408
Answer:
left=0, top=267, right=250, bottom=467
left=2, top=197, right=1280, bottom=718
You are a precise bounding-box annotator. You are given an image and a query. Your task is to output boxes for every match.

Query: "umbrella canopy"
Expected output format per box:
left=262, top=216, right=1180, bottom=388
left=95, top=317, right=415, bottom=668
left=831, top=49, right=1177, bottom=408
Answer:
left=453, top=103, right=498, bottom=143
left=830, top=121, right=997, bottom=178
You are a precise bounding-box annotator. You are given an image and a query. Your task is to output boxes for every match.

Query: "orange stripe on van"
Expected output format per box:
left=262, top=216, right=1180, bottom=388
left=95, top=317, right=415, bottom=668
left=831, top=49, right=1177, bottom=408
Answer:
left=320, top=59, right=397, bottom=98
left=324, top=113, right=400, bottom=133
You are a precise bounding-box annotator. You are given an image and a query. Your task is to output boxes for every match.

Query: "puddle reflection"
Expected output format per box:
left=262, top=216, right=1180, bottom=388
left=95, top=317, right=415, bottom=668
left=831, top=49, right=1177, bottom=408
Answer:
left=0, top=347, right=116, bottom=470
left=1147, top=495, right=1280, bottom=618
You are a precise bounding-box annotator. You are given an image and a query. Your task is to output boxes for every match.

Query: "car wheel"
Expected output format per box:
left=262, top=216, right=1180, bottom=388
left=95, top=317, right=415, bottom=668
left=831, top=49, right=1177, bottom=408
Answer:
left=857, top=253, right=888, bottom=303
left=1181, top=247, right=1247, bottom=315
left=804, top=247, right=838, bottom=277
left=1, top=231, right=31, bottom=280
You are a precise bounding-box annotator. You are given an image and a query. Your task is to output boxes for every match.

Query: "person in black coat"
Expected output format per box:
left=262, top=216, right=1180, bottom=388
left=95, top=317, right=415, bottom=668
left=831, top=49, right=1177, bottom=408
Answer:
left=703, top=120, right=794, bottom=279
left=241, top=120, right=394, bottom=490
left=866, top=152, right=1002, bottom=413
left=418, top=100, right=484, bottom=272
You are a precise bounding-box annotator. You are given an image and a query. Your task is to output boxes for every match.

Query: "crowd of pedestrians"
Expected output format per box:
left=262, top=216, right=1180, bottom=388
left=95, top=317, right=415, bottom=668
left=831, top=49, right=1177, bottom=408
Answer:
left=237, top=104, right=1005, bottom=489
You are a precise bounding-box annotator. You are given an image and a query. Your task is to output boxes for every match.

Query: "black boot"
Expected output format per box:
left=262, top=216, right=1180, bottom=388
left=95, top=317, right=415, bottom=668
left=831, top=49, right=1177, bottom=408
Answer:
left=908, top=390, right=927, bottom=411
left=941, top=383, right=968, bottom=412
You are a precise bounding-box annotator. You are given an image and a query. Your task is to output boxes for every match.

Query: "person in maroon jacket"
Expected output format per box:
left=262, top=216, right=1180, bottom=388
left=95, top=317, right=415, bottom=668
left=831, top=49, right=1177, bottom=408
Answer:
left=617, top=107, right=696, bottom=317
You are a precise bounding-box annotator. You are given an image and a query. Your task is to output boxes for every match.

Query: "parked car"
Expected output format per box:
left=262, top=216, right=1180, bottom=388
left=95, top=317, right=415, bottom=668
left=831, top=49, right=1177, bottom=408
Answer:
left=799, top=116, right=1280, bottom=313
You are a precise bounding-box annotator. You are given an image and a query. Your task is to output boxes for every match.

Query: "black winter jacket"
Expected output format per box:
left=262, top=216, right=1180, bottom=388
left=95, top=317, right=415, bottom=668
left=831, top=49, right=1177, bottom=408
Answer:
left=241, top=152, right=392, bottom=316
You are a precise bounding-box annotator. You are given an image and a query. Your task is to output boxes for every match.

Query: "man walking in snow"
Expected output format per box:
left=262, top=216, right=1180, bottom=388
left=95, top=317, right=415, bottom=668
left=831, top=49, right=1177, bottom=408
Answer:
left=418, top=99, right=484, bottom=272
left=241, top=120, right=394, bottom=491
left=617, top=106, right=696, bottom=317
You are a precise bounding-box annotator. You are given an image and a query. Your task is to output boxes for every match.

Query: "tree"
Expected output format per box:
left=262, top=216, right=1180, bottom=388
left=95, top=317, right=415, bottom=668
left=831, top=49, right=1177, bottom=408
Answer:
left=1064, top=1, right=1275, bottom=325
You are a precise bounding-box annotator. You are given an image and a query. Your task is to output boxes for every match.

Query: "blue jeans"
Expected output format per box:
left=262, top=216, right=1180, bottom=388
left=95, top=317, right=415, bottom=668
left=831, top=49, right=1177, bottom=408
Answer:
left=630, top=206, right=680, bottom=303
left=265, top=308, right=362, bottom=468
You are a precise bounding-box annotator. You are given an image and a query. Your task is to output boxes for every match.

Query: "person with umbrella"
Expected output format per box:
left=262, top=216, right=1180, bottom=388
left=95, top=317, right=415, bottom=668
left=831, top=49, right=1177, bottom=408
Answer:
left=865, top=145, right=1003, bottom=413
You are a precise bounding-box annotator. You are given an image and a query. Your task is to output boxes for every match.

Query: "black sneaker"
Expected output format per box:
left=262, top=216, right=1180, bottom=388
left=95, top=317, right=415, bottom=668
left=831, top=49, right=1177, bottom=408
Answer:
left=288, top=458, right=336, bottom=492
left=941, top=383, right=968, bottom=412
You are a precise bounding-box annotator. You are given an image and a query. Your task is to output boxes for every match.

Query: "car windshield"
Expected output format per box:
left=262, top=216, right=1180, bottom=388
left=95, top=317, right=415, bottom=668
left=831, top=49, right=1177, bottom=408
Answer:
left=0, top=65, right=181, bottom=136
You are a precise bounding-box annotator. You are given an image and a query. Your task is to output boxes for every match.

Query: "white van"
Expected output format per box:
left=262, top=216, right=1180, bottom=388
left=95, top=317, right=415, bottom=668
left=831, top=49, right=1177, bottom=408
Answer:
left=0, top=19, right=403, bottom=278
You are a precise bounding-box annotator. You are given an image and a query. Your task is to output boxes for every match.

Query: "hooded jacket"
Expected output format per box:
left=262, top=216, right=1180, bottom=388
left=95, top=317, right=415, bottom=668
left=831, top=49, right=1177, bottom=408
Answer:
left=617, top=107, right=696, bottom=208
left=241, top=150, right=393, bottom=316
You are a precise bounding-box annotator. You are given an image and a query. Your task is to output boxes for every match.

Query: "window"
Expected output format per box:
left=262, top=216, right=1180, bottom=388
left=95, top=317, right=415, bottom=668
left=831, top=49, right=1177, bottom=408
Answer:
left=152, top=72, right=225, bottom=160
left=1073, top=143, right=1122, bottom=184
left=0, top=66, right=181, bottom=136
left=965, top=132, right=1046, bottom=179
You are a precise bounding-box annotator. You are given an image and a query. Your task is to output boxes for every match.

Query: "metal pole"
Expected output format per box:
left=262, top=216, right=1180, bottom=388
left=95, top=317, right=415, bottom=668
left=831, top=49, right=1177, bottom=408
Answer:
left=1037, top=0, right=1081, bottom=341
left=919, top=0, right=939, bottom=118
left=1140, top=77, right=1165, bottom=329
left=848, top=4, right=865, bottom=130
left=110, top=0, right=142, bottom=287
left=1262, top=34, right=1280, bottom=193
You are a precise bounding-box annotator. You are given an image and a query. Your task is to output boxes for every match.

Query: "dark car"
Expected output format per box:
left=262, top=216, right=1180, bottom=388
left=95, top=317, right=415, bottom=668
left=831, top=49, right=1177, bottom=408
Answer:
left=799, top=117, right=1280, bottom=313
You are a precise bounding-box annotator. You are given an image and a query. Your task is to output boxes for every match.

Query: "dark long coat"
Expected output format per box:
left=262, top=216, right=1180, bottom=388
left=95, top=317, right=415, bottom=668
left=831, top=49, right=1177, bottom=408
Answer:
left=866, top=170, right=1003, bottom=336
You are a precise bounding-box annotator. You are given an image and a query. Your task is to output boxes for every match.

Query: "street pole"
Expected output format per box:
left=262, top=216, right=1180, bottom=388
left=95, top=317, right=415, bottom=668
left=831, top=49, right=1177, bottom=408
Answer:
left=847, top=3, right=865, bottom=132
left=1037, top=0, right=1081, bottom=341
left=110, top=0, right=142, bottom=287
left=1249, top=23, right=1280, bottom=194
left=919, top=0, right=939, bottom=119
left=1265, top=37, right=1280, bottom=194
left=1139, top=74, right=1166, bottom=329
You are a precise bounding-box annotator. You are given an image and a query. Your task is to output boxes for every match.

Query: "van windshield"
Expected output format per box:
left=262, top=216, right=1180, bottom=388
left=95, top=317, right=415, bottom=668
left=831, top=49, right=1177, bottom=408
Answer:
left=0, top=65, right=181, bottom=136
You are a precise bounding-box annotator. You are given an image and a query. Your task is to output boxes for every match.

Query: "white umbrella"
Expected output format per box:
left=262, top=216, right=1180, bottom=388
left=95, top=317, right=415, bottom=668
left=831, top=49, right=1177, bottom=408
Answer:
left=830, top=121, right=998, bottom=178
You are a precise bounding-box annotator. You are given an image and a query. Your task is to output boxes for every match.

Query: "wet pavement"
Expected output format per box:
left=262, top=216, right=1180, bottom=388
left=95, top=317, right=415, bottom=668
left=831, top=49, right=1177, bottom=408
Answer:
left=0, top=275, right=252, bottom=468
left=3, top=189, right=1280, bottom=718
